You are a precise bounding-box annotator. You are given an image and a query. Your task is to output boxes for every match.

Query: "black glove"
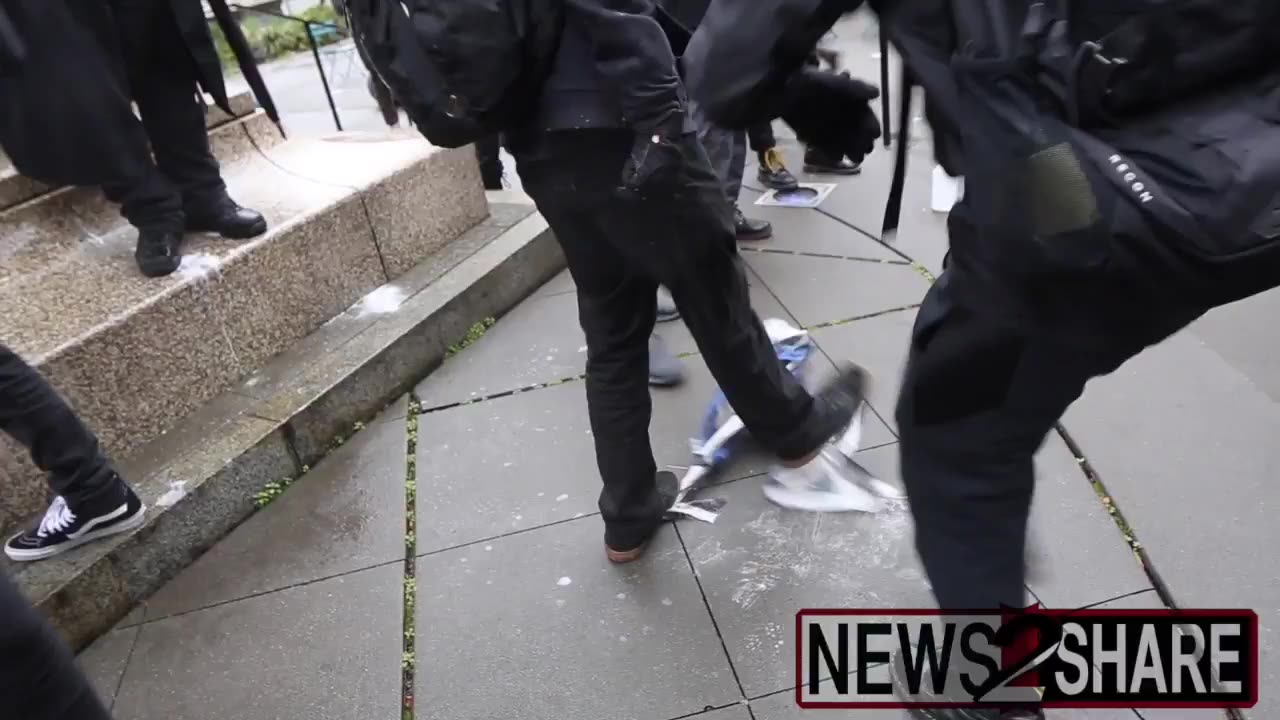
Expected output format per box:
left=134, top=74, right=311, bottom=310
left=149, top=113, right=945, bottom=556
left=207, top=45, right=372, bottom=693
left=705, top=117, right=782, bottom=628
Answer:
left=618, top=115, right=694, bottom=197
left=781, top=69, right=881, bottom=167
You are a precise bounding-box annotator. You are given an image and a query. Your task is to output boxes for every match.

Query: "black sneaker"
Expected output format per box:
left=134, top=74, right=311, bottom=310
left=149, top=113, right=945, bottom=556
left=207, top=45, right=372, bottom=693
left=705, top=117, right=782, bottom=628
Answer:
left=5, top=485, right=146, bottom=562
left=805, top=362, right=870, bottom=450
left=804, top=147, right=862, bottom=175
left=734, top=206, right=773, bottom=241
left=757, top=148, right=800, bottom=191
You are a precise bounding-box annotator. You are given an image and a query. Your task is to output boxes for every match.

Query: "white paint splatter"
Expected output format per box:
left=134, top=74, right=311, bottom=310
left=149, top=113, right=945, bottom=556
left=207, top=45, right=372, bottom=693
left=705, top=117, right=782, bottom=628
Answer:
left=537, top=492, right=545, bottom=497
left=619, top=635, right=629, bottom=642
left=574, top=512, right=584, bottom=518
left=557, top=576, right=572, bottom=586
left=615, top=592, right=627, bottom=600
left=156, top=481, right=188, bottom=508
left=244, top=375, right=262, bottom=387
left=514, top=514, right=523, bottom=521
left=555, top=494, right=569, bottom=502
left=175, top=253, right=222, bottom=282
left=578, top=345, right=588, bottom=353
left=555, top=598, right=567, bottom=607
left=484, top=545, right=493, bottom=551
left=661, top=597, right=673, bottom=606
left=505, top=462, right=514, bottom=468
left=353, top=285, right=406, bottom=317
left=460, top=557, right=467, bottom=563
left=727, top=505, right=913, bottom=611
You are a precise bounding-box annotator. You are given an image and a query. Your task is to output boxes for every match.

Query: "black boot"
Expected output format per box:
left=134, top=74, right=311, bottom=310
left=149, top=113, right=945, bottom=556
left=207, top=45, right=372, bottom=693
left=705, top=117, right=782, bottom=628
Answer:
left=185, top=198, right=268, bottom=240
left=804, top=147, right=862, bottom=175
left=134, top=228, right=183, bottom=278
left=756, top=148, right=799, bottom=191
left=733, top=206, right=773, bottom=241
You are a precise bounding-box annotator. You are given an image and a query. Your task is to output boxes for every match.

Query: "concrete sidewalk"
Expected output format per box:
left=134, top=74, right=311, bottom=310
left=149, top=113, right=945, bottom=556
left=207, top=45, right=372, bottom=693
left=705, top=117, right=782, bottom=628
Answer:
left=72, top=133, right=1180, bottom=719
left=76, top=13, right=1274, bottom=720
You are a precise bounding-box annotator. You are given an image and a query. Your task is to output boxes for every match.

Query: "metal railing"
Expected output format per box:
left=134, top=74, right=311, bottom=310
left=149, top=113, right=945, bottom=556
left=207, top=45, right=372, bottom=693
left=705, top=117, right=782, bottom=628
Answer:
left=229, top=3, right=349, bottom=131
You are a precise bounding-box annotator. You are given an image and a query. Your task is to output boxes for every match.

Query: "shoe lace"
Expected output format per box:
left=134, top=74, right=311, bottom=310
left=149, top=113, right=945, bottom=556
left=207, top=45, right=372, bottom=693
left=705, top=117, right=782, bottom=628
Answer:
left=37, top=497, right=76, bottom=537
left=763, top=147, right=788, bottom=172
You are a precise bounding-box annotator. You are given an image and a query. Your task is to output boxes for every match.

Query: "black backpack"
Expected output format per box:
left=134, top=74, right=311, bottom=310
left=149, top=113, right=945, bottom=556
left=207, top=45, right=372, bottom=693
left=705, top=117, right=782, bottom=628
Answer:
left=343, top=0, right=562, bottom=148
left=875, top=0, right=1280, bottom=312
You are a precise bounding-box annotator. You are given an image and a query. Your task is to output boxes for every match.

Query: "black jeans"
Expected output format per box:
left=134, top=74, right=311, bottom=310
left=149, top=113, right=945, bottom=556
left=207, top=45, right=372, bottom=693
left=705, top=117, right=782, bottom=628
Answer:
left=895, top=271, right=1199, bottom=610
left=514, top=129, right=825, bottom=548
left=0, top=345, right=121, bottom=511
left=100, top=0, right=226, bottom=232
left=0, top=571, right=112, bottom=719
left=747, top=121, right=777, bottom=155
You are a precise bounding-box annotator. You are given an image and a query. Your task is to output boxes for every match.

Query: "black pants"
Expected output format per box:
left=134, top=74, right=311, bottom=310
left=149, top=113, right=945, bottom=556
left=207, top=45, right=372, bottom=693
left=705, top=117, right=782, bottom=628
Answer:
left=514, top=130, right=826, bottom=548
left=0, top=571, right=112, bottom=720
left=0, top=345, right=120, bottom=511
left=475, top=135, right=503, bottom=185
left=100, top=0, right=226, bottom=233
left=895, top=271, right=1199, bottom=610
left=746, top=121, right=776, bottom=155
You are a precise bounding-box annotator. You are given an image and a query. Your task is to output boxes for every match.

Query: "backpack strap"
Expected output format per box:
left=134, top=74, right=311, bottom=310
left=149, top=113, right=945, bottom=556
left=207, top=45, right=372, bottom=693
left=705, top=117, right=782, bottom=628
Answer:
left=879, top=64, right=914, bottom=241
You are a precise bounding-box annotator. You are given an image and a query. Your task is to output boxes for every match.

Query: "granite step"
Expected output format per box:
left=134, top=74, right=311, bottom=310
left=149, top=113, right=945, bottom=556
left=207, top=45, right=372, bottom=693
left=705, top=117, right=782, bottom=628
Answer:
left=0, top=91, right=258, bottom=211
left=6, top=201, right=563, bottom=651
left=0, top=121, right=490, bottom=536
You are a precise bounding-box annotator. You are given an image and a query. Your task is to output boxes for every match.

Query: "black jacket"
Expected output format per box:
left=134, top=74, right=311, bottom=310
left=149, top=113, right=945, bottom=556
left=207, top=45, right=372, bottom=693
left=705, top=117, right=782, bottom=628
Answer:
left=513, top=0, right=693, bottom=140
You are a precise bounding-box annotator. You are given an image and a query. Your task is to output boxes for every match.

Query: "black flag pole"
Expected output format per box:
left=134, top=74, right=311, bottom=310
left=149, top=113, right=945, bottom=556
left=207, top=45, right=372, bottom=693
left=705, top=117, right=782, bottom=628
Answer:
left=213, top=0, right=285, bottom=137
left=879, top=23, right=890, bottom=148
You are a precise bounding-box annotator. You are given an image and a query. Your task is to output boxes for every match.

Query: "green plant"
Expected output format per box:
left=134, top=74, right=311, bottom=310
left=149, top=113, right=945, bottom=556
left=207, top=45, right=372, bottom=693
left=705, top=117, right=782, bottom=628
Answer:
left=446, top=318, right=497, bottom=356
left=253, top=476, right=295, bottom=508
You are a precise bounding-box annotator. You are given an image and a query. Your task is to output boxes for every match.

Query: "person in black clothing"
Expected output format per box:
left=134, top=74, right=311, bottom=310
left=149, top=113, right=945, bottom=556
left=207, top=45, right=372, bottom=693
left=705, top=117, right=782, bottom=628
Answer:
left=2, top=344, right=145, bottom=561
left=100, top=0, right=267, bottom=277
left=507, top=0, right=877, bottom=563
left=0, top=569, right=114, bottom=720
left=749, top=121, right=800, bottom=191
left=686, top=2, right=1218, bottom=716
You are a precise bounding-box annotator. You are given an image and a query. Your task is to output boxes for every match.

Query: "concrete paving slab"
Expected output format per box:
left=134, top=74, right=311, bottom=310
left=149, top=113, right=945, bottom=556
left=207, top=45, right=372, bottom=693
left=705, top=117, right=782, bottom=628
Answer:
left=417, top=290, right=586, bottom=408
left=417, top=281, right=796, bottom=409
left=533, top=268, right=576, bottom=298
left=739, top=187, right=901, bottom=262
left=692, top=705, right=753, bottom=720
left=746, top=253, right=927, bottom=330
left=749, top=690, right=907, bottom=720
left=1189, top=287, right=1280, bottom=404
left=1027, top=434, right=1154, bottom=610
left=679, top=445, right=928, bottom=699
left=144, top=410, right=408, bottom=619
left=77, top=624, right=138, bottom=709
left=416, top=518, right=739, bottom=720
left=113, top=564, right=402, bottom=720
left=415, top=363, right=794, bottom=554
left=1063, top=330, right=1280, bottom=720
left=809, top=307, right=918, bottom=433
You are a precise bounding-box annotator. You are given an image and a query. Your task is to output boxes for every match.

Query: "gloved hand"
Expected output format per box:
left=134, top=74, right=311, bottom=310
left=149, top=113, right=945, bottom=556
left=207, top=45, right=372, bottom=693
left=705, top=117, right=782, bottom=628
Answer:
left=781, top=69, right=881, bottom=168
left=619, top=115, right=693, bottom=197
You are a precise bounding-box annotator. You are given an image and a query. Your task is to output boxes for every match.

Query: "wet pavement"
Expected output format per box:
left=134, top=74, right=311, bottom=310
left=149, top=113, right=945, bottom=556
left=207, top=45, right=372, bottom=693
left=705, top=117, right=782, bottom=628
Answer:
left=75, top=12, right=1276, bottom=720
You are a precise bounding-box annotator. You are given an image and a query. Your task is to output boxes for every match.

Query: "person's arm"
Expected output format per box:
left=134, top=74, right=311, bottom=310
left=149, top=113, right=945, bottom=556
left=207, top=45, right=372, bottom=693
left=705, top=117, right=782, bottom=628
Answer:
left=684, top=0, right=862, bottom=128
left=564, top=0, right=685, bottom=136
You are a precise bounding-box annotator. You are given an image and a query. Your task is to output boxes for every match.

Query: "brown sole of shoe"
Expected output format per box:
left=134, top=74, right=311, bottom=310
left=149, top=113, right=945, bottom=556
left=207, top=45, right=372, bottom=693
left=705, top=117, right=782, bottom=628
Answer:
left=605, top=542, right=649, bottom=564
